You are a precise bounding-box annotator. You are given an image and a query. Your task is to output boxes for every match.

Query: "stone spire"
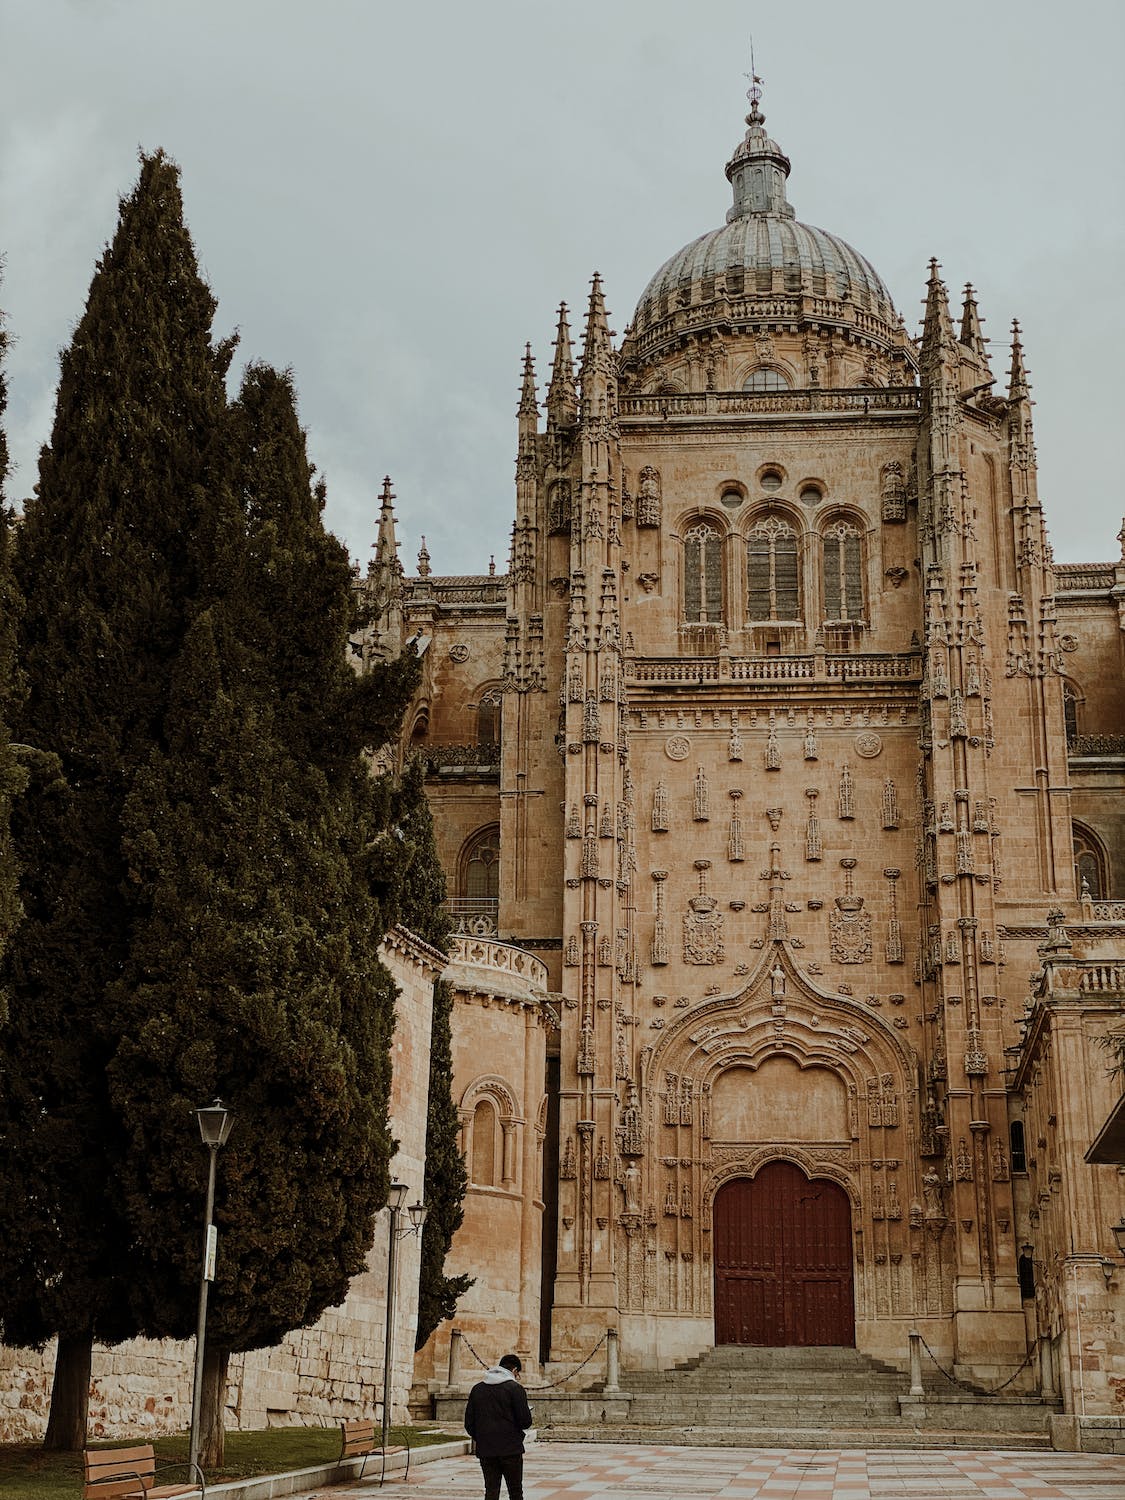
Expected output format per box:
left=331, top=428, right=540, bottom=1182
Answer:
left=921, top=259, right=956, bottom=363
left=547, top=302, right=578, bottom=428
left=579, top=273, right=615, bottom=409
left=1007, top=319, right=1031, bottom=404
left=724, top=72, right=794, bottom=222
left=518, top=343, right=538, bottom=422
left=959, top=284, right=991, bottom=371
left=371, top=475, right=399, bottom=574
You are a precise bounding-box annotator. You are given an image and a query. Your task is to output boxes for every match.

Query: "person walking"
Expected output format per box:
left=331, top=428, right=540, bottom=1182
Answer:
left=464, top=1353, right=534, bottom=1500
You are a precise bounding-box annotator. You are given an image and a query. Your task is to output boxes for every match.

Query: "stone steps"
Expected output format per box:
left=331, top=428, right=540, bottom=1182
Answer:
left=538, top=1423, right=1055, bottom=1451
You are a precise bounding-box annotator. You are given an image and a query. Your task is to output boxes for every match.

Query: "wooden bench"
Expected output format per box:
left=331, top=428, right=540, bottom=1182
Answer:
left=338, top=1419, right=410, bottom=1486
left=83, top=1445, right=204, bottom=1500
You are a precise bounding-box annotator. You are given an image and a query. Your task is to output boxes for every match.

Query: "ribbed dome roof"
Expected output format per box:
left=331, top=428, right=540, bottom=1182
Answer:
left=640, top=216, right=895, bottom=316
left=632, top=92, right=899, bottom=331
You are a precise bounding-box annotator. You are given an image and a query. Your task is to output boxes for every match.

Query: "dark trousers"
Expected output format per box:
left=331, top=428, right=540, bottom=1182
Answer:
left=478, top=1451, right=523, bottom=1500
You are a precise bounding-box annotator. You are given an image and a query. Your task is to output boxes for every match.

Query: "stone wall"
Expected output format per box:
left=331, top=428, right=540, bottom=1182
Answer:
left=0, top=926, right=442, bottom=1442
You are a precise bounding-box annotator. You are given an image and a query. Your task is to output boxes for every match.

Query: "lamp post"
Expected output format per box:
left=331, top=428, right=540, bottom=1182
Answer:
left=188, top=1100, right=234, bottom=1481
left=381, top=1183, right=428, bottom=1454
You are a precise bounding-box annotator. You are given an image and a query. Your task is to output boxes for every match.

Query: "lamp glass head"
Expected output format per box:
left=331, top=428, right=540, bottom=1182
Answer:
left=387, top=1180, right=409, bottom=1211
left=196, top=1099, right=233, bottom=1147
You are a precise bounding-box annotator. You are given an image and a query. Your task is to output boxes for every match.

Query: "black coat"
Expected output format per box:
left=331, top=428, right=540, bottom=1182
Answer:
left=464, top=1374, right=533, bottom=1458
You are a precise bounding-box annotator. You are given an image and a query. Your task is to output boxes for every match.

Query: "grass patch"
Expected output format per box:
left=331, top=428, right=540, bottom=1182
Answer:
left=0, top=1426, right=452, bottom=1500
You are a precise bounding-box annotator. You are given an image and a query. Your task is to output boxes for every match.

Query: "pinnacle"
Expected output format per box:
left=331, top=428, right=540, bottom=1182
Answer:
left=518, top=342, right=538, bottom=418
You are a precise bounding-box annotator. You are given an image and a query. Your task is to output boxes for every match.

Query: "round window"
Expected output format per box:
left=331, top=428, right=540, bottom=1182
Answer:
left=760, top=472, right=783, bottom=493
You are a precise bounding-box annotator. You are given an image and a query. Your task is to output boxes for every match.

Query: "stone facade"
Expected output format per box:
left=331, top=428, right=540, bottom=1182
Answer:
left=353, top=88, right=1125, bottom=1447
left=0, top=926, right=443, bottom=1442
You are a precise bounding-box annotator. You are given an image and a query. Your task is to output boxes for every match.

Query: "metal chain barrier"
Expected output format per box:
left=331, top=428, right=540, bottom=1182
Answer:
left=457, top=1331, right=609, bottom=1389
left=529, top=1332, right=608, bottom=1390
left=916, top=1332, right=1037, bottom=1397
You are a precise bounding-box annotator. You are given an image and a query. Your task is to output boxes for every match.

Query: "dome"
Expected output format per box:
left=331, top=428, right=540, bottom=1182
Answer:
left=639, top=216, right=896, bottom=320
left=629, top=92, right=903, bottom=357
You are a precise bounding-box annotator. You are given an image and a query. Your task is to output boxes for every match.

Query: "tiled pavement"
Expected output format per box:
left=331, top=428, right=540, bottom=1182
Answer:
left=330, top=1442, right=1125, bottom=1499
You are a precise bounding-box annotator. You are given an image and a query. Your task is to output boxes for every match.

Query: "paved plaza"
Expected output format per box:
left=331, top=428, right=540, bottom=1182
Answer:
left=333, top=1441, right=1125, bottom=1499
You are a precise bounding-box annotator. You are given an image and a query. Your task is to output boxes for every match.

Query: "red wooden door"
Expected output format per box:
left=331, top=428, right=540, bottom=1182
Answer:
left=714, top=1162, right=854, bottom=1346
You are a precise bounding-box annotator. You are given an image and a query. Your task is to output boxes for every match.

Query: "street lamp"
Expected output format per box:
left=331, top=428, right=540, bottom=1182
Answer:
left=188, top=1100, right=234, bottom=1480
left=1112, top=1217, right=1125, bottom=1259
left=381, top=1183, right=429, bottom=1454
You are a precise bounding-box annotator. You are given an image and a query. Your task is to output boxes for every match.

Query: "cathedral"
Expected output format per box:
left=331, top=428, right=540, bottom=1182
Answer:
left=364, top=86, right=1125, bottom=1443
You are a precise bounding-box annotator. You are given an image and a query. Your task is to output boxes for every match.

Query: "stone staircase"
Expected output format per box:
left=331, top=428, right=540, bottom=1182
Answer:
left=529, top=1346, right=1059, bottom=1450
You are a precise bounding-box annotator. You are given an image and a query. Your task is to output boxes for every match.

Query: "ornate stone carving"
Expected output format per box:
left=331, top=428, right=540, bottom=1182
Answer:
left=693, top=765, right=710, bottom=821
left=804, top=721, right=819, bottom=760
left=992, top=1138, right=1010, bottom=1182
left=884, top=867, right=904, bottom=964
left=566, top=803, right=581, bottom=838
left=619, top=1080, right=644, bottom=1156
left=805, top=788, right=822, bottom=861
left=830, top=858, right=871, bottom=963
left=684, top=860, right=724, bottom=965
left=665, top=734, right=690, bottom=761
left=548, top=478, right=572, bottom=533
left=838, top=764, right=855, bottom=820
left=727, top=790, right=745, bottom=862
left=955, top=1137, right=973, bottom=1181
left=594, top=1136, right=611, bottom=1179
left=565, top=935, right=580, bottom=966
left=652, top=780, right=669, bottom=832
left=855, top=731, right=882, bottom=759
left=881, top=460, right=906, bottom=522
left=664, top=1072, right=679, bottom=1126
left=728, top=713, right=744, bottom=762
left=637, top=464, right=662, bottom=527
left=651, top=869, right=669, bottom=966
left=881, top=778, right=900, bottom=830
left=577, top=1019, right=596, bottom=1075
left=560, top=1135, right=577, bottom=1179
left=765, top=715, right=781, bottom=770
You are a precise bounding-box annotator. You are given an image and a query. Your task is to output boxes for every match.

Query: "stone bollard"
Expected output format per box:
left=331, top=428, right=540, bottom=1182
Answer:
left=908, top=1330, right=924, bottom=1397
left=448, top=1329, right=463, bottom=1386
left=605, top=1327, right=620, bottom=1393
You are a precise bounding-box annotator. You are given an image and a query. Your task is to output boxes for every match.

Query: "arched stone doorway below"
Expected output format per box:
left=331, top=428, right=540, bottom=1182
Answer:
left=713, top=1162, right=855, bottom=1347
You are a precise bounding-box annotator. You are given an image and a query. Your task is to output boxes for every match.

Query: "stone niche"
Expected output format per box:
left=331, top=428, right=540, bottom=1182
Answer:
left=710, top=1057, right=848, bottom=1142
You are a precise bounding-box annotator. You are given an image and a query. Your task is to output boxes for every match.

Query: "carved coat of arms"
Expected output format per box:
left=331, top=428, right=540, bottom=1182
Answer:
left=684, top=895, right=724, bottom=965
left=830, top=895, right=872, bottom=963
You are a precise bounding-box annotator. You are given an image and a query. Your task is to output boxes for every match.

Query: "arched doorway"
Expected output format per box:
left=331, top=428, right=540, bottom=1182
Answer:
left=713, top=1162, right=855, bottom=1347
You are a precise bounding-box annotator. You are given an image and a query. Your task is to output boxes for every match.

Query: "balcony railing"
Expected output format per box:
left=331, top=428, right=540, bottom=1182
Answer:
left=626, top=653, right=919, bottom=685
left=1068, top=733, right=1125, bottom=757
left=618, top=387, right=921, bottom=420
left=446, top=897, right=499, bottom=936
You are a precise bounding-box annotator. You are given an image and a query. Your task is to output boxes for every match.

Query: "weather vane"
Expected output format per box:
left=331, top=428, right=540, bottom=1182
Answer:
left=744, top=36, right=763, bottom=115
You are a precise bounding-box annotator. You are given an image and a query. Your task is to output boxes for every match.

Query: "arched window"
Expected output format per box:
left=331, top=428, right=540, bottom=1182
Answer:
left=461, top=824, right=500, bottom=901
left=477, top=688, right=502, bottom=747
left=683, top=521, right=723, bottom=623
left=1062, top=682, right=1079, bottom=743
left=746, top=516, right=800, bottom=621
left=822, top=519, right=865, bottom=622
left=1073, top=822, right=1108, bottom=900
left=744, top=368, right=790, bottom=392
left=1009, top=1120, right=1027, bottom=1175
left=471, top=1100, right=498, bottom=1187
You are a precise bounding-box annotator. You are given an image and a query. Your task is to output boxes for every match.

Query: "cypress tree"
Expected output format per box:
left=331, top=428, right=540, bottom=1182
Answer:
left=0, top=152, right=233, bottom=1449
left=0, top=298, right=26, bottom=1000
left=384, top=757, right=473, bottom=1353
left=106, top=365, right=420, bottom=1466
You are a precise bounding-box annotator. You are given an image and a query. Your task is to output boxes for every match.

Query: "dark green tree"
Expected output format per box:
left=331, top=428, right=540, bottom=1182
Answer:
left=0, top=152, right=234, bottom=1449
left=0, top=298, right=25, bottom=996
left=415, top=977, right=473, bottom=1350
left=106, top=365, right=419, bottom=1467
left=384, top=758, right=473, bottom=1353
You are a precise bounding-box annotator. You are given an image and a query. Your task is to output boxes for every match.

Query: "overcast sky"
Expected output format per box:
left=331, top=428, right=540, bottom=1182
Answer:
left=2, top=0, right=1123, bottom=574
